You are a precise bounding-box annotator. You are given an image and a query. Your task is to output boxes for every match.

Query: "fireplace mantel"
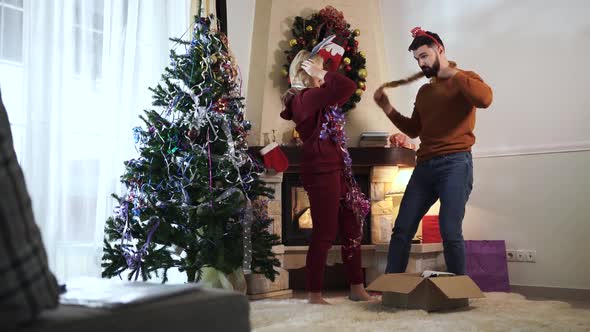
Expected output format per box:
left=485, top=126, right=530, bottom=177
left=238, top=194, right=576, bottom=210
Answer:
left=249, top=146, right=416, bottom=172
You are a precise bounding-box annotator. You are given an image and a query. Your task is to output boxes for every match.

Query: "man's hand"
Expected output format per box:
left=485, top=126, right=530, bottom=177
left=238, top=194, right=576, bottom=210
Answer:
left=389, top=133, right=416, bottom=150
left=437, top=66, right=459, bottom=80
left=389, top=133, right=407, bottom=147
left=373, top=87, right=393, bottom=114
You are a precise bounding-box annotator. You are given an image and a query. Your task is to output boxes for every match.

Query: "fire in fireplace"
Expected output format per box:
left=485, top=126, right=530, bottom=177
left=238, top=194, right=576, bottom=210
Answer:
left=281, top=172, right=371, bottom=245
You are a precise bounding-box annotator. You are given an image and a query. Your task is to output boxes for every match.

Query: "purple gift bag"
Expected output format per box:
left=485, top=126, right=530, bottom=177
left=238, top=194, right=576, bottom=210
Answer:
left=465, top=240, right=511, bottom=292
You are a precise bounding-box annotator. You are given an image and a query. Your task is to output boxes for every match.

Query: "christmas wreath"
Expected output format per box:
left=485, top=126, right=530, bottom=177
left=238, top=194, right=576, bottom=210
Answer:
left=280, top=6, right=367, bottom=113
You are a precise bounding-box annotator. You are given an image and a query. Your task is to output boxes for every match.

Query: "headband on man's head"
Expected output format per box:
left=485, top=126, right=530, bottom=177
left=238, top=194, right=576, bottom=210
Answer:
left=411, top=27, right=444, bottom=50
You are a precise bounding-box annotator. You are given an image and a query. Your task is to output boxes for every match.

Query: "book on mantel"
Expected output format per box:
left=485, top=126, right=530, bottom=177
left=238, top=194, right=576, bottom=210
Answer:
left=359, top=131, right=389, bottom=148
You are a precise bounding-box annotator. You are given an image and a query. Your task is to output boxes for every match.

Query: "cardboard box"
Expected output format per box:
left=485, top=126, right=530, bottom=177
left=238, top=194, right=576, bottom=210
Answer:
left=367, top=273, right=484, bottom=311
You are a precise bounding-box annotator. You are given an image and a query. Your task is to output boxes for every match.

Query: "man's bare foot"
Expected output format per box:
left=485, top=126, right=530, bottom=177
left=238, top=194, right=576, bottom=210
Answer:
left=308, top=292, right=331, bottom=305
left=349, top=284, right=379, bottom=302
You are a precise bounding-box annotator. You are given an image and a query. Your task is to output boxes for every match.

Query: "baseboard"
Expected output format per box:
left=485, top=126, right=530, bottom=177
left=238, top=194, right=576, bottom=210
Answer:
left=473, top=142, right=590, bottom=158
left=510, top=285, right=590, bottom=302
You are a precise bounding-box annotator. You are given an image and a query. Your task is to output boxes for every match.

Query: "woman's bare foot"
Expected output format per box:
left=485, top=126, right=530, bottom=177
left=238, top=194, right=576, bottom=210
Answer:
left=349, top=284, right=378, bottom=302
left=308, top=292, right=331, bottom=305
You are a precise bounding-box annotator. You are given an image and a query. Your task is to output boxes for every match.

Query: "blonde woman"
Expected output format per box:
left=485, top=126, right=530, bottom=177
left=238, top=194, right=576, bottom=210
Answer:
left=280, top=50, right=373, bottom=304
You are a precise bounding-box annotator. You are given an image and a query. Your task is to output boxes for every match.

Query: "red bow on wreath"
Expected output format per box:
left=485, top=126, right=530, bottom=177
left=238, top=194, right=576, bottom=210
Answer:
left=319, top=6, right=347, bottom=31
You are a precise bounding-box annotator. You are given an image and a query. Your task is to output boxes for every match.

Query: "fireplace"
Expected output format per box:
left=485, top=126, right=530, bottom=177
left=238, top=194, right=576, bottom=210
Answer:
left=247, top=145, right=417, bottom=246
left=281, top=171, right=371, bottom=245
left=244, top=146, right=418, bottom=297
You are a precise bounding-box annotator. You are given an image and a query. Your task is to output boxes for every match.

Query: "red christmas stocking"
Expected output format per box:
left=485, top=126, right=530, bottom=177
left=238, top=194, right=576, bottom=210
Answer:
left=317, top=39, right=346, bottom=72
left=311, top=35, right=347, bottom=72
left=260, top=142, right=289, bottom=172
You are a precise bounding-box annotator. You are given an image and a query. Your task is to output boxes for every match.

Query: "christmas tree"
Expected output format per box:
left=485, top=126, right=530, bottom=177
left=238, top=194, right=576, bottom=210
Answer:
left=101, top=14, right=280, bottom=286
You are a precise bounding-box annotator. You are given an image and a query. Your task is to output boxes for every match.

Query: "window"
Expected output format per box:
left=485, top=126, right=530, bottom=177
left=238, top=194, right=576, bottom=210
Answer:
left=72, top=0, right=104, bottom=79
left=0, top=0, right=24, bottom=63
left=0, top=0, right=24, bottom=161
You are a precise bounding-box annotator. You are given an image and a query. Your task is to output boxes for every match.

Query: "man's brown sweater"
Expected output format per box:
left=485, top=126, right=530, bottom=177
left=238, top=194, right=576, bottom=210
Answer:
left=388, top=68, right=493, bottom=162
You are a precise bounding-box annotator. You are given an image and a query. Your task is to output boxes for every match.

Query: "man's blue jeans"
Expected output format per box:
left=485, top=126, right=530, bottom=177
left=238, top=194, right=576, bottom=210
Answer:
left=385, top=151, right=473, bottom=275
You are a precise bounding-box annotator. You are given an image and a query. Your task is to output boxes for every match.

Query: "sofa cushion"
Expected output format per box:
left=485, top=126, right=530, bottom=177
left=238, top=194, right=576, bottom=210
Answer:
left=26, top=285, right=250, bottom=332
left=0, top=88, right=60, bottom=328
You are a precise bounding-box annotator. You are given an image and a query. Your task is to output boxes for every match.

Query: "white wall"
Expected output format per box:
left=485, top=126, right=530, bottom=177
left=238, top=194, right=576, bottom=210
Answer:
left=381, top=0, right=590, bottom=289
left=381, top=0, right=590, bottom=155
left=466, top=152, right=590, bottom=289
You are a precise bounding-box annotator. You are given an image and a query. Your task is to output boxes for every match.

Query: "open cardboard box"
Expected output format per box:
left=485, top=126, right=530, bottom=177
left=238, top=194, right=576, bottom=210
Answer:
left=367, top=273, right=484, bottom=312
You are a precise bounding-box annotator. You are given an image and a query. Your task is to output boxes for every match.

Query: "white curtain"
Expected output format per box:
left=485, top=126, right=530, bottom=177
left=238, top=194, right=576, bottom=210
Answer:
left=0, top=0, right=190, bottom=282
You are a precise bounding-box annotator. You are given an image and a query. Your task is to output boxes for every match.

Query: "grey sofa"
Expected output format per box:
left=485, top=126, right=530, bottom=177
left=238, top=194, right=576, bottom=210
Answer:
left=22, top=287, right=250, bottom=332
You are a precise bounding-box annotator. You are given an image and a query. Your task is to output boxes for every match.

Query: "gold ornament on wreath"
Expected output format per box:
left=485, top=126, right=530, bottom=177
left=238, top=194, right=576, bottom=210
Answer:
left=281, top=5, right=367, bottom=113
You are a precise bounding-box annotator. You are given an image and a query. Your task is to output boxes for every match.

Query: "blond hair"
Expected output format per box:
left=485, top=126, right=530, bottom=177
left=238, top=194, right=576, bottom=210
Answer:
left=289, top=50, right=324, bottom=89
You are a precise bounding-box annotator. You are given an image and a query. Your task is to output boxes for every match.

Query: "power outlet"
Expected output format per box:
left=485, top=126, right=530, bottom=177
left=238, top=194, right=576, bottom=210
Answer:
left=524, top=250, right=536, bottom=263
left=506, top=249, right=517, bottom=262
left=507, top=249, right=536, bottom=263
